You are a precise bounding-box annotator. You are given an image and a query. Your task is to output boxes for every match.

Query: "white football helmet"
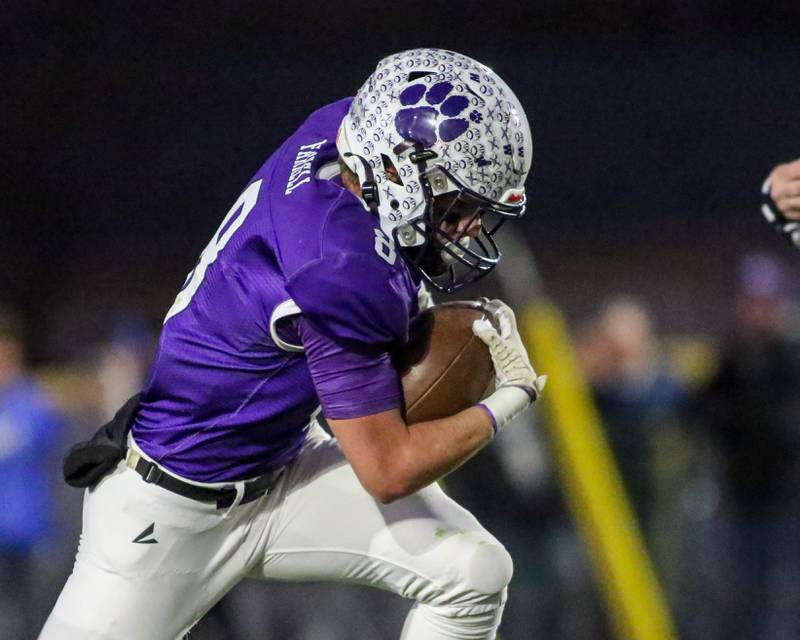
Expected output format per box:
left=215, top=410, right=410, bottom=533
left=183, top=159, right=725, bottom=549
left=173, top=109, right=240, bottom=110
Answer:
left=338, top=48, right=532, bottom=292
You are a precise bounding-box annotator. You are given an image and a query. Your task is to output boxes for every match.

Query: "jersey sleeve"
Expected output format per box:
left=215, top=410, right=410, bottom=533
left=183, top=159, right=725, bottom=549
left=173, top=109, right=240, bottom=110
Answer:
left=282, top=196, right=417, bottom=347
left=296, top=316, right=403, bottom=419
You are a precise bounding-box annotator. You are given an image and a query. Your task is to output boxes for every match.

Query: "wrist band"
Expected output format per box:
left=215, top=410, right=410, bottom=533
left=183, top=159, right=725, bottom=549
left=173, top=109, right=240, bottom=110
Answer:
left=477, top=403, right=498, bottom=435
left=479, top=386, right=534, bottom=434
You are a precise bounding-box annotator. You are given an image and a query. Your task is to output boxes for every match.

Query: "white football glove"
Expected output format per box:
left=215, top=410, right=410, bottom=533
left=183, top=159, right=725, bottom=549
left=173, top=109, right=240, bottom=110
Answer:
left=762, top=164, right=800, bottom=248
left=472, top=299, right=547, bottom=434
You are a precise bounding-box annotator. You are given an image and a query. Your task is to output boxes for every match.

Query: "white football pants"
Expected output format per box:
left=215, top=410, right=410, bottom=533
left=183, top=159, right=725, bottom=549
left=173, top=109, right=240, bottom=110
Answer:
left=39, top=422, right=512, bottom=640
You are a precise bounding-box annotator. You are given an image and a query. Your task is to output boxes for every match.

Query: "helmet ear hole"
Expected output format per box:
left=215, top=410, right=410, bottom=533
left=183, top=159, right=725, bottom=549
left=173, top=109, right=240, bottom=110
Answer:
left=381, top=154, right=404, bottom=186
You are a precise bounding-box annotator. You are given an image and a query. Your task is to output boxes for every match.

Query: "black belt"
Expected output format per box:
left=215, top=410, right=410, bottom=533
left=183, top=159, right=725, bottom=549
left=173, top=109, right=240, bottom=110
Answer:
left=126, top=451, right=284, bottom=509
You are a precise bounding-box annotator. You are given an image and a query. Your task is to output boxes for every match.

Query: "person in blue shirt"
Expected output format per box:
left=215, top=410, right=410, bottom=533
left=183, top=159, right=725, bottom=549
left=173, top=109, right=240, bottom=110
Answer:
left=0, top=308, right=65, bottom=640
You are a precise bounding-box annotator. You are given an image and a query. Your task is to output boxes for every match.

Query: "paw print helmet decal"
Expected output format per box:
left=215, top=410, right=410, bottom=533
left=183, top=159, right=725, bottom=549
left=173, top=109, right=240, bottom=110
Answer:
left=338, top=48, right=533, bottom=293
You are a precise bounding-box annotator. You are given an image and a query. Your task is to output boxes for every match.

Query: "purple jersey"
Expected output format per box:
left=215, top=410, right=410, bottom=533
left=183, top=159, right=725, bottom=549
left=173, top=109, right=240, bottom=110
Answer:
left=132, top=99, right=420, bottom=482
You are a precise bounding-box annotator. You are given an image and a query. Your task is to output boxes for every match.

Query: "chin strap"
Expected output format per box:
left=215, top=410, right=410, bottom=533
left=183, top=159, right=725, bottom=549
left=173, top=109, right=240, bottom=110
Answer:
left=342, top=152, right=380, bottom=213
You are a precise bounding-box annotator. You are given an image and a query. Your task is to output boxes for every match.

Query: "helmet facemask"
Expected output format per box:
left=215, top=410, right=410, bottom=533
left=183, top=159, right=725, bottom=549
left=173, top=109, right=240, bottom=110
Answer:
left=393, top=156, right=526, bottom=292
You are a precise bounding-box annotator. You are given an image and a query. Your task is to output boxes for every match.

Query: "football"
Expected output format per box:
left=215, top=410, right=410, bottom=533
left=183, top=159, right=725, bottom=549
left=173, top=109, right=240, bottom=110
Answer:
left=394, top=301, right=495, bottom=424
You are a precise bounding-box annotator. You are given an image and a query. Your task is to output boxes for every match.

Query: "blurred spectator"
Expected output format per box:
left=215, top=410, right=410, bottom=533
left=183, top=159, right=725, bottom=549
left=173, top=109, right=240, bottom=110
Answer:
left=696, top=252, right=800, bottom=640
left=576, top=297, right=686, bottom=534
left=0, top=308, right=66, bottom=639
left=95, top=314, right=156, bottom=421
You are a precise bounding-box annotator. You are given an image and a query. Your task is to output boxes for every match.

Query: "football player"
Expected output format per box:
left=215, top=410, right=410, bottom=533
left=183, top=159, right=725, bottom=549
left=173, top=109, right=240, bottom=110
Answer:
left=40, top=48, right=545, bottom=640
left=762, top=157, right=800, bottom=246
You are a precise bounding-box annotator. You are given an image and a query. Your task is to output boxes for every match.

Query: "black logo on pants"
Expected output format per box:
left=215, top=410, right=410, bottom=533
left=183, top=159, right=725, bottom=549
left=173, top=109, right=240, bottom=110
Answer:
left=132, top=522, right=158, bottom=544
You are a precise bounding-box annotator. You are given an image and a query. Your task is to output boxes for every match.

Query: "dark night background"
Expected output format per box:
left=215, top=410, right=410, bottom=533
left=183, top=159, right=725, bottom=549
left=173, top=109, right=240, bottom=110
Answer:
left=3, top=4, right=800, bottom=639
left=3, top=1, right=800, bottom=360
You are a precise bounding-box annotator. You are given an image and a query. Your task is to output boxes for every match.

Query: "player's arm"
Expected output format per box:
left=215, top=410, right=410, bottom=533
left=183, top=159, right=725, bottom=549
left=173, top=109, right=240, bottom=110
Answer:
left=305, top=300, right=544, bottom=503
left=762, top=157, right=800, bottom=246
left=329, top=406, right=494, bottom=503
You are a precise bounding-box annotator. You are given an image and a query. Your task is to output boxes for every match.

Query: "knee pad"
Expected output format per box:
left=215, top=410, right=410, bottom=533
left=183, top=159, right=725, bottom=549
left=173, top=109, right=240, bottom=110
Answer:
left=436, top=535, right=514, bottom=601
left=400, top=537, right=512, bottom=638
left=464, top=540, right=514, bottom=597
